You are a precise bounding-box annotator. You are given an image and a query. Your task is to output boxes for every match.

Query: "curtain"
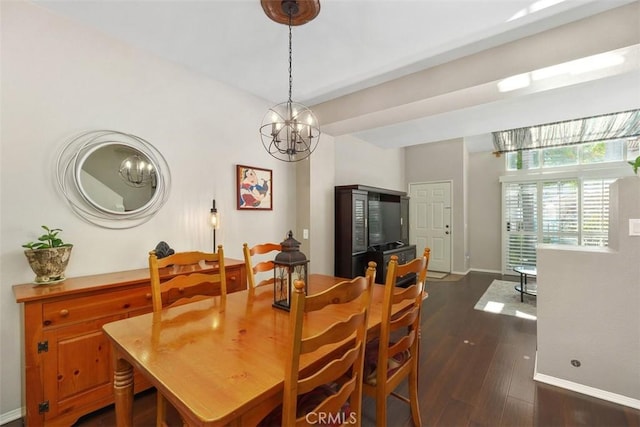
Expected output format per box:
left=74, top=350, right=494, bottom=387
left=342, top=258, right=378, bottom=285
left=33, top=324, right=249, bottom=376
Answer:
left=493, top=109, right=640, bottom=154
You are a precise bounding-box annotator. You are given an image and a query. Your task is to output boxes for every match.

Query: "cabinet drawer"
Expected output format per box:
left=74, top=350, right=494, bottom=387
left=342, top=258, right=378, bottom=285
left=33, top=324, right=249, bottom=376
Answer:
left=226, top=266, right=243, bottom=293
left=43, top=287, right=152, bottom=327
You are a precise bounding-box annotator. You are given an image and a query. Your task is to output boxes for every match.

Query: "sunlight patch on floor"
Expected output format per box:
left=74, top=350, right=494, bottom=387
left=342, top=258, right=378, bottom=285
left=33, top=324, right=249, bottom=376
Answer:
left=483, top=301, right=505, bottom=313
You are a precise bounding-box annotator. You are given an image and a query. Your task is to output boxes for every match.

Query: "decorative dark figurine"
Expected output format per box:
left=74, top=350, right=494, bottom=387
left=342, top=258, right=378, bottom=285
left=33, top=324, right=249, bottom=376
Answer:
left=154, top=241, right=174, bottom=259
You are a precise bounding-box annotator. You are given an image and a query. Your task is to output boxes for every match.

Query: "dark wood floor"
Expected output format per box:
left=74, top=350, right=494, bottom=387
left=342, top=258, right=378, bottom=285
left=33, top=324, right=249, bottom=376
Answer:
left=5, top=272, right=639, bottom=426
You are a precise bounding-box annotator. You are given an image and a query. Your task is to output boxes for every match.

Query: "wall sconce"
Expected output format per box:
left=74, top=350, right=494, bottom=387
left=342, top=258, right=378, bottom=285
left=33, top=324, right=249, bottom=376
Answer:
left=273, top=230, right=309, bottom=311
left=209, top=199, right=220, bottom=252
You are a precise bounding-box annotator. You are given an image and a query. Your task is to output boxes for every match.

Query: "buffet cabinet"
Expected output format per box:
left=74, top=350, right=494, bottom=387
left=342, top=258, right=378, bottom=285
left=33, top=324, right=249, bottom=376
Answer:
left=13, top=259, right=246, bottom=426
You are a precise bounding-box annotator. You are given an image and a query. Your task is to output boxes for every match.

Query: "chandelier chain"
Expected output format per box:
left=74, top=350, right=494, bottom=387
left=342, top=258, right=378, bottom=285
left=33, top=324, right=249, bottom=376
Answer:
left=288, top=13, right=293, bottom=103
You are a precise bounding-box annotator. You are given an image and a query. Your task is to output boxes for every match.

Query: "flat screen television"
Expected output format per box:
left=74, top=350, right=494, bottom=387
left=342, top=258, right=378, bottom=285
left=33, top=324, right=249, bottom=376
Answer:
left=368, top=200, right=402, bottom=246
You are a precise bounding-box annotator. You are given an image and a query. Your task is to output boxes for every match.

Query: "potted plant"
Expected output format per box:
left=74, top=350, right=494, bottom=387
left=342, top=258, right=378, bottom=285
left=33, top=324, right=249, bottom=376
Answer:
left=628, top=155, right=640, bottom=176
left=22, top=225, right=73, bottom=284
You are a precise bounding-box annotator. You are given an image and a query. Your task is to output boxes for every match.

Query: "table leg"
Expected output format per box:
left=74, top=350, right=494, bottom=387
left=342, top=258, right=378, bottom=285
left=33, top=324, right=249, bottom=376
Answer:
left=113, top=352, right=134, bottom=427
left=520, top=273, right=525, bottom=302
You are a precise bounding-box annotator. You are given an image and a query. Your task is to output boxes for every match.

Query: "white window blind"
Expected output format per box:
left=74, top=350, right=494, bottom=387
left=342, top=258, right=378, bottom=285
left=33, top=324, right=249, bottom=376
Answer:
left=582, top=178, right=615, bottom=246
left=542, top=180, right=579, bottom=245
left=504, top=182, right=537, bottom=271
left=502, top=178, right=615, bottom=273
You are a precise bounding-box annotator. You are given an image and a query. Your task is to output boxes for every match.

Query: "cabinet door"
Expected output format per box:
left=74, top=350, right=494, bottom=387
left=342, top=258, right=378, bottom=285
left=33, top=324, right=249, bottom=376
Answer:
left=42, top=314, right=125, bottom=421
left=352, top=192, right=368, bottom=253
left=401, top=196, right=410, bottom=244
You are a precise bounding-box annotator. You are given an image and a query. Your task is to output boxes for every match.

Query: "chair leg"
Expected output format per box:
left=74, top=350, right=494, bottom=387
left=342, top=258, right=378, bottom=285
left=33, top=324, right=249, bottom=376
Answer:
left=375, top=389, right=387, bottom=427
left=408, top=362, right=422, bottom=426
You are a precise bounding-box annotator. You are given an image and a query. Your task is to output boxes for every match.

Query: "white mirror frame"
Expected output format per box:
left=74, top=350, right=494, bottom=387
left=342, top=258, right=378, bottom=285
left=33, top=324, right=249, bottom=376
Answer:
left=56, top=130, right=171, bottom=229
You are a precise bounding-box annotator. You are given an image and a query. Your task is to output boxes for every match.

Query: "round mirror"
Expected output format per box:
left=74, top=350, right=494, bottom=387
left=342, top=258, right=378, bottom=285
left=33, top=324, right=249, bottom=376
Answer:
left=57, top=130, right=171, bottom=229
left=76, top=143, right=158, bottom=215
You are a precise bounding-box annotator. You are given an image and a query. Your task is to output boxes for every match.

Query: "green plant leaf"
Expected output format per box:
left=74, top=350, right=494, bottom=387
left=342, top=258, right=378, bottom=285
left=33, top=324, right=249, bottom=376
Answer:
left=23, top=225, right=70, bottom=249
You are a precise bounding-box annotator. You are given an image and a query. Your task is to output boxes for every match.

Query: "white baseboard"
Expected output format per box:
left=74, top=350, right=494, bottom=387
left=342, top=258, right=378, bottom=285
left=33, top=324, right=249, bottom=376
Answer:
left=469, top=267, right=502, bottom=274
left=451, top=269, right=470, bottom=275
left=0, top=407, right=23, bottom=424
left=534, top=354, right=640, bottom=410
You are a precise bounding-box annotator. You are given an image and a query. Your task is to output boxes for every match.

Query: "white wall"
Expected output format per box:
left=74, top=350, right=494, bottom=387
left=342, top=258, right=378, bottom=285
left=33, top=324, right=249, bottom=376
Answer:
left=0, top=1, right=327, bottom=419
left=334, top=134, right=405, bottom=192
left=468, top=150, right=504, bottom=272
left=309, top=136, right=336, bottom=274
left=536, top=177, right=640, bottom=407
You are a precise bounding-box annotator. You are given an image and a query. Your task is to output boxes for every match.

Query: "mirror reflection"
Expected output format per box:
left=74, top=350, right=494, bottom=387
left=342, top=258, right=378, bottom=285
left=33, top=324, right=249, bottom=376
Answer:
left=78, top=144, right=157, bottom=214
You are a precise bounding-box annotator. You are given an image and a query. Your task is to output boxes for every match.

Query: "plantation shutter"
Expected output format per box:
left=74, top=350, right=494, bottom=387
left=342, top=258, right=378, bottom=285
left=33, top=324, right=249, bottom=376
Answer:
left=504, top=182, right=538, bottom=271
left=541, top=180, right=579, bottom=245
left=582, top=178, right=615, bottom=246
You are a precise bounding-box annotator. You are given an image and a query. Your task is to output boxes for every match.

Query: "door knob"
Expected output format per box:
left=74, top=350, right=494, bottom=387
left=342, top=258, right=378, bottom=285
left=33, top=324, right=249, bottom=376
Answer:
left=445, top=231, right=449, bottom=235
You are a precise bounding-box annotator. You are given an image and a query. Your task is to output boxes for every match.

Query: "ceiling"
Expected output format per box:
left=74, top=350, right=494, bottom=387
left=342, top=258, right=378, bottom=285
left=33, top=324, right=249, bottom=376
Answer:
left=33, top=0, right=640, bottom=152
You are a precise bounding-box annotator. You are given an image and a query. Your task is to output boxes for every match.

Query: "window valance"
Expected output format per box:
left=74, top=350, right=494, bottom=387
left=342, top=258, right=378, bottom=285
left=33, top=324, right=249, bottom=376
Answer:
left=492, top=109, right=640, bottom=154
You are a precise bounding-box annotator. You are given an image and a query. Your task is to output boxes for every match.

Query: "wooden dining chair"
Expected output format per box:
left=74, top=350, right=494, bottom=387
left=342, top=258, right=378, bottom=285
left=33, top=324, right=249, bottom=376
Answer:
left=362, top=248, right=430, bottom=427
left=242, top=242, right=281, bottom=290
left=148, top=246, right=227, bottom=427
left=257, top=262, right=377, bottom=426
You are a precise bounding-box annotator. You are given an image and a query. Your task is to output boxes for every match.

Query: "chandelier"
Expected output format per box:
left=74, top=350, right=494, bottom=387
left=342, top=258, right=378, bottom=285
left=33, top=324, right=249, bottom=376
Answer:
left=119, top=154, right=155, bottom=188
left=260, top=0, right=321, bottom=162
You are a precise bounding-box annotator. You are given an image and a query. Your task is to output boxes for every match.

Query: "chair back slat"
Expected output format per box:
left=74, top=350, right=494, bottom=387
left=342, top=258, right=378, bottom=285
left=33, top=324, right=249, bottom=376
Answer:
left=297, top=345, right=360, bottom=395
left=312, top=378, right=357, bottom=419
left=243, top=242, right=281, bottom=290
left=301, top=312, right=366, bottom=354
left=303, top=277, right=370, bottom=312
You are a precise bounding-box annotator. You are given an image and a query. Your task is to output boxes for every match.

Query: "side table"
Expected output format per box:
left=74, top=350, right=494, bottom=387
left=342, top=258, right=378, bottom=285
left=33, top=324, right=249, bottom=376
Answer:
left=513, top=265, right=537, bottom=302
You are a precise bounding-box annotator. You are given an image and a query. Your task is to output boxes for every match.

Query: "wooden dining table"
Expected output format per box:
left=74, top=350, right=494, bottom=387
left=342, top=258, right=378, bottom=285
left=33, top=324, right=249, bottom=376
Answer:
left=103, top=273, right=408, bottom=426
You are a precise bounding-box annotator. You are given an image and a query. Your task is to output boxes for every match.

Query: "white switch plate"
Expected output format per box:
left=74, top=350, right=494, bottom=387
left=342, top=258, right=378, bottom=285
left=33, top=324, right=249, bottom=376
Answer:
left=303, top=229, right=309, bottom=239
left=630, top=219, right=640, bottom=236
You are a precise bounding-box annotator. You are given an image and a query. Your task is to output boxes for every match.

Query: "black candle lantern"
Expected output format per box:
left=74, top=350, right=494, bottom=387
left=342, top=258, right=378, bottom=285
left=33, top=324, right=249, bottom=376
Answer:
left=273, top=230, right=309, bottom=311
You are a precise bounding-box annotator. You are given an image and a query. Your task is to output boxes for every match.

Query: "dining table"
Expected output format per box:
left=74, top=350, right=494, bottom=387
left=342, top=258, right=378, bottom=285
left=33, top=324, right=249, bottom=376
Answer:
left=102, top=273, right=411, bottom=426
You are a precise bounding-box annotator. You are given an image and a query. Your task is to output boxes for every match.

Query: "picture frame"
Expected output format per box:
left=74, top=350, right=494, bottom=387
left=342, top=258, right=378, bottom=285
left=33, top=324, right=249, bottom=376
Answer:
left=236, top=165, right=273, bottom=210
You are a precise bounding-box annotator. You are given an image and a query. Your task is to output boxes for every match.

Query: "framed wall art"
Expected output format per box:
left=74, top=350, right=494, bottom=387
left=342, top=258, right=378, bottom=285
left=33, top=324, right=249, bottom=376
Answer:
left=236, top=165, right=272, bottom=210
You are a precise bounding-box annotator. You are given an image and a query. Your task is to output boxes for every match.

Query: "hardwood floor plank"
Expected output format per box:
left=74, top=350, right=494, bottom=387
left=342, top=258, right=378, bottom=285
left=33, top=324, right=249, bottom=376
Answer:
left=435, top=397, right=474, bottom=427
left=501, top=396, right=534, bottom=427
left=509, top=350, right=537, bottom=404
left=468, top=342, right=516, bottom=426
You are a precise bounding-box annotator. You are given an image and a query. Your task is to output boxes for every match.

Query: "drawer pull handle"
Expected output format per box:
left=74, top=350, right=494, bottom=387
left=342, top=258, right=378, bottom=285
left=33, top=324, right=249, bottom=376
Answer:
left=229, top=276, right=237, bottom=281
left=145, top=293, right=152, bottom=300
left=59, top=309, right=69, bottom=317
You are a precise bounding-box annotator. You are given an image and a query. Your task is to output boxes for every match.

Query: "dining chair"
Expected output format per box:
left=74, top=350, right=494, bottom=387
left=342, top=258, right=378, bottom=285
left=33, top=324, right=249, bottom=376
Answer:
left=257, top=262, right=377, bottom=426
left=362, top=248, right=430, bottom=427
left=242, top=242, right=281, bottom=290
left=148, top=246, right=227, bottom=427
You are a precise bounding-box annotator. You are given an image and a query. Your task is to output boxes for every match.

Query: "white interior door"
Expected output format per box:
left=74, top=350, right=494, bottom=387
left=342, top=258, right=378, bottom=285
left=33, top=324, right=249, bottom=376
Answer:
left=409, top=182, right=451, bottom=272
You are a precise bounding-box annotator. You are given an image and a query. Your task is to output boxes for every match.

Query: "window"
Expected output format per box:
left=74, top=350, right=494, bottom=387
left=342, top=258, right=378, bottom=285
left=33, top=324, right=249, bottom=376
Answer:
left=502, top=177, right=615, bottom=272
left=505, top=138, right=633, bottom=171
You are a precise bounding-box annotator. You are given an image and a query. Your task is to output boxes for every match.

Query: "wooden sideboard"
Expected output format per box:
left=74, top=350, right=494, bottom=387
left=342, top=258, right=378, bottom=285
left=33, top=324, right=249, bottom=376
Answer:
left=13, top=258, right=246, bottom=426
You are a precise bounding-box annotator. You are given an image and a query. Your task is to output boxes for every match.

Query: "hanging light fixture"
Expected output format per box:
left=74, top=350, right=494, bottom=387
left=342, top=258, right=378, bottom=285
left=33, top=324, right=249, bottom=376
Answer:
left=119, top=154, right=155, bottom=188
left=259, top=0, right=321, bottom=162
